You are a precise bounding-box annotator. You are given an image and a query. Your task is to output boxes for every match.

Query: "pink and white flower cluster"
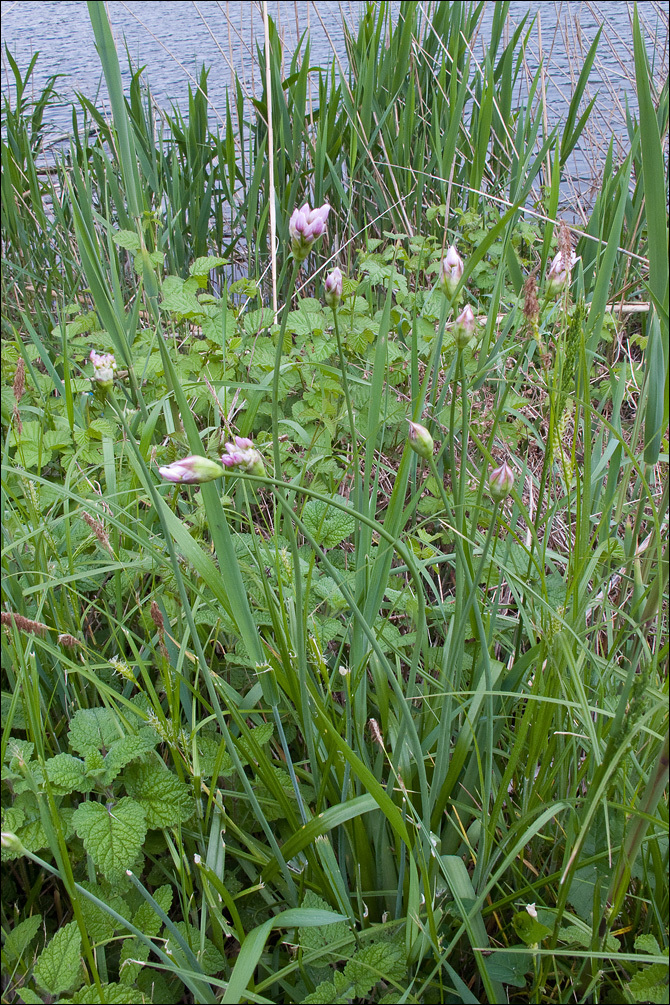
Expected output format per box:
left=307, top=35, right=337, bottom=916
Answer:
left=90, top=349, right=117, bottom=388
left=289, top=202, right=330, bottom=261
left=221, top=436, right=265, bottom=477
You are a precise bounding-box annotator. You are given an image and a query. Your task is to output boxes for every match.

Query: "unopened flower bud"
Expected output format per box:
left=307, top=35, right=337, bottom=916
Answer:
left=90, top=349, right=117, bottom=389
left=221, top=436, right=266, bottom=477
left=289, top=202, right=330, bottom=262
left=407, top=420, right=434, bottom=460
left=158, top=455, right=225, bottom=484
left=546, top=250, right=577, bottom=297
left=440, top=245, right=464, bottom=298
left=324, top=267, right=343, bottom=307
left=452, top=304, right=476, bottom=348
left=489, top=460, right=515, bottom=501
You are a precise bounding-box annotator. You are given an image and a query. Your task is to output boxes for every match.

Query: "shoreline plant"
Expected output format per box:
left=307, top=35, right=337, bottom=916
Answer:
left=1, top=3, right=668, bottom=1003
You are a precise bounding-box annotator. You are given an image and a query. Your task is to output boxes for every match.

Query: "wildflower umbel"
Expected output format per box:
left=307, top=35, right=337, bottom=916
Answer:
left=158, top=455, right=225, bottom=484
left=221, top=436, right=265, bottom=477
left=440, top=245, right=464, bottom=298
left=289, top=202, right=330, bottom=262
left=407, top=420, right=434, bottom=461
left=489, top=460, right=515, bottom=501
left=89, top=350, right=117, bottom=388
left=324, top=267, right=343, bottom=307
left=452, top=304, right=476, bottom=348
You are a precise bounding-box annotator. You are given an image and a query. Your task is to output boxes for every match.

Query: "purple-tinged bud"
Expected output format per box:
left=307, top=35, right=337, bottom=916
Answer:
left=489, top=460, right=515, bottom=501
left=158, top=455, right=225, bottom=484
left=452, top=304, right=476, bottom=348
left=324, top=267, right=343, bottom=307
left=440, top=245, right=464, bottom=298
left=90, top=349, right=117, bottom=388
left=407, top=420, right=434, bottom=460
left=289, top=202, right=330, bottom=261
left=221, top=437, right=265, bottom=477
left=546, top=250, right=577, bottom=297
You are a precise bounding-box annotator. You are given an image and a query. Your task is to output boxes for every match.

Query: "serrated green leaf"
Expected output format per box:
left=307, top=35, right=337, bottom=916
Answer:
left=302, top=970, right=351, bottom=1004
left=12, top=989, right=43, bottom=1003
left=189, top=256, right=228, bottom=276
left=5, top=739, right=35, bottom=769
left=124, top=763, right=195, bottom=828
left=111, top=229, right=141, bottom=252
left=344, top=939, right=406, bottom=997
left=103, top=730, right=158, bottom=778
left=33, top=920, right=82, bottom=995
left=73, top=798, right=147, bottom=883
left=77, top=882, right=128, bottom=943
left=165, top=921, right=225, bottom=976
left=161, top=287, right=203, bottom=317
left=45, top=753, right=91, bottom=795
left=298, top=892, right=353, bottom=966
left=2, top=913, right=42, bottom=962
left=68, top=708, right=123, bottom=757
left=68, top=980, right=151, bottom=1003
left=302, top=497, right=355, bottom=549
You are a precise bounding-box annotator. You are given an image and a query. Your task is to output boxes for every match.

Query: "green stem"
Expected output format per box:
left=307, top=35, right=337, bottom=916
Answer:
left=272, top=256, right=301, bottom=484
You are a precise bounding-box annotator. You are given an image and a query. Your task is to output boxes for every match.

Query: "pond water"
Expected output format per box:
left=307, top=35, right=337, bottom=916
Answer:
left=2, top=1, right=667, bottom=211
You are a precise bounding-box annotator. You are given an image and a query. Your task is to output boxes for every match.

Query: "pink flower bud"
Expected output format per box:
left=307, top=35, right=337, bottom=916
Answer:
left=407, top=420, right=434, bottom=460
left=489, top=460, right=515, bottom=501
left=546, top=250, right=577, bottom=296
left=158, top=455, right=225, bottom=484
left=90, top=349, right=117, bottom=388
left=221, top=437, right=265, bottom=477
left=453, top=304, right=476, bottom=348
left=324, top=267, right=343, bottom=307
left=440, top=245, right=464, bottom=298
left=289, top=202, right=330, bottom=261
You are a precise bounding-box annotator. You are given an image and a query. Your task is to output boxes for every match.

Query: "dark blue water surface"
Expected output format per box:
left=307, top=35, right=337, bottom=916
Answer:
left=2, top=2, right=667, bottom=207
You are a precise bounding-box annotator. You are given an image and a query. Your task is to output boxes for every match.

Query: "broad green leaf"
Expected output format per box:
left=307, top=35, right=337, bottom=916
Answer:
left=73, top=798, right=147, bottom=883
left=302, top=497, right=355, bottom=548
left=111, top=229, right=141, bottom=252
left=344, top=938, right=406, bottom=997
left=189, top=256, right=228, bottom=276
left=165, top=921, right=225, bottom=976
left=67, top=981, right=151, bottom=1003
left=103, top=729, right=158, bottom=778
left=45, top=753, right=91, bottom=795
left=124, top=763, right=195, bottom=829
left=2, top=913, right=42, bottom=962
left=33, top=920, right=82, bottom=995
left=298, top=891, right=353, bottom=966
left=77, top=882, right=128, bottom=943
left=68, top=708, right=122, bottom=757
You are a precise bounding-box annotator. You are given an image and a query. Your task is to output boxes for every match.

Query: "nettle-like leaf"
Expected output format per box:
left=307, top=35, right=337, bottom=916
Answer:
left=65, top=980, right=151, bottom=1003
left=77, top=881, right=129, bottom=943
left=343, top=938, right=406, bottom=998
left=2, top=913, right=42, bottom=963
left=302, top=969, right=351, bottom=1004
left=165, top=921, right=225, bottom=975
left=73, top=798, right=147, bottom=884
left=45, top=753, right=93, bottom=795
left=68, top=708, right=123, bottom=757
left=302, top=497, right=356, bottom=549
left=124, top=762, right=195, bottom=829
left=119, top=884, right=173, bottom=985
left=102, top=729, right=159, bottom=780
left=299, top=892, right=353, bottom=968
left=627, top=935, right=669, bottom=1004
left=33, top=919, right=82, bottom=995
left=5, top=738, right=35, bottom=769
